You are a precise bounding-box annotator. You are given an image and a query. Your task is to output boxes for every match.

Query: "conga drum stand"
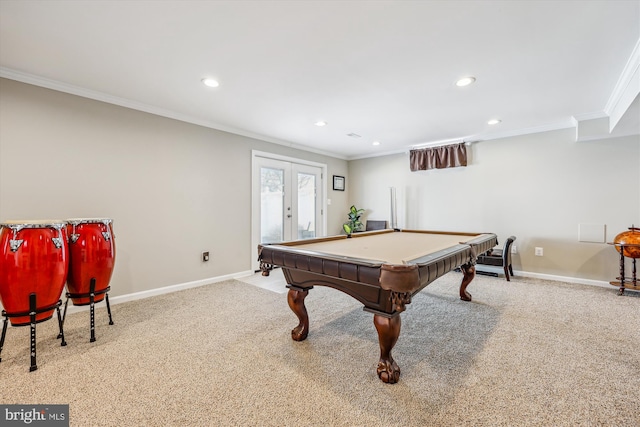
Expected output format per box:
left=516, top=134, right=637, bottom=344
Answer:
left=0, top=293, right=67, bottom=372
left=61, top=278, right=114, bottom=343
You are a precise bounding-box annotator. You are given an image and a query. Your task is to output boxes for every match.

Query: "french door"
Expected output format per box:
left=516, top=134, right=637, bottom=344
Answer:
left=251, top=152, right=326, bottom=270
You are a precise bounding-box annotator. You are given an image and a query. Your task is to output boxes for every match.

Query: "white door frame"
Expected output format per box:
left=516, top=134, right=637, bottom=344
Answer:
left=251, top=150, right=327, bottom=271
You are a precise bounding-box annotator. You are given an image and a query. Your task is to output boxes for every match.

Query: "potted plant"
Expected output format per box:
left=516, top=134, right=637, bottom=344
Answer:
left=343, top=205, right=365, bottom=235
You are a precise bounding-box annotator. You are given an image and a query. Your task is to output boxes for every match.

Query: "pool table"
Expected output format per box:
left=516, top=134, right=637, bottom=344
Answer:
left=258, top=228, right=498, bottom=384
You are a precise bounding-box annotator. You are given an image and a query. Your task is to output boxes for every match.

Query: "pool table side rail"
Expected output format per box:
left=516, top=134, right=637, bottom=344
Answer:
left=258, top=243, right=468, bottom=315
left=410, top=233, right=497, bottom=294
left=258, top=232, right=497, bottom=297
left=399, top=229, right=492, bottom=237
left=258, top=244, right=387, bottom=267
left=260, top=228, right=489, bottom=250
left=261, top=228, right=393, bottom=249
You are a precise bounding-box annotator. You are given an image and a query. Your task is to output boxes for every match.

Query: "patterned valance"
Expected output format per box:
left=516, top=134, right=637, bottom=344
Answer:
left=409, top=143, right=467, bottom=171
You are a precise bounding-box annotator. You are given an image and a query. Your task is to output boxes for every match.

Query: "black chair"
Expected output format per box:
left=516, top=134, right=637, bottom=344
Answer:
left=365, top=220, right=388, bottom=231
left=476, top=236, right=516, bottom=281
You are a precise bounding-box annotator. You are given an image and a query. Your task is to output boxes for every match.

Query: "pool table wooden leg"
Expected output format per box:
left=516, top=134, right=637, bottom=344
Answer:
left=287, top=288, right=309, bottom=341
left=373, top=314, right=401, bottom=384
left=459, top=263, right=476, bottom=301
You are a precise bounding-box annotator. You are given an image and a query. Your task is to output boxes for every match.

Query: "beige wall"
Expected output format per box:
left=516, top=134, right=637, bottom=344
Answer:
left=348, top=130, right=640, bottom=283
left=0, top=78, right=349, bottom=299
left=2, top=77, right=638, bottom=301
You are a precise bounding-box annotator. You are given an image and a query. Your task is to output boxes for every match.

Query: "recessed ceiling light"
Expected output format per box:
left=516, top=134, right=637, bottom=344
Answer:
left=487, top=119, right=501, bottom=125
left=372, top=141, right=380, bottom=146
left=455, top=76, right=476, bottom=87
left=314, top=121, right=327, bottom=127
left=202, top=78, right=219, bottom=88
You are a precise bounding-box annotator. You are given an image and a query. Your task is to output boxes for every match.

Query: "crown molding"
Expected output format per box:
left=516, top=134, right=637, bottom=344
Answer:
left=346, top=121, right=578, bottom=161
left=605, top=37, right=640, bottom=131
left=571, top=111, right=608, bottom=124
left=0, top=67, right=347, bottom=161
left=2, top=65, right=633, bottom=164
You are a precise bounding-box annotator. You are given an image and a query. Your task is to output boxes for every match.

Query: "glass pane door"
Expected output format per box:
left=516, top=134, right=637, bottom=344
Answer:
left=251, top=151, right=326, bottom=271
left=253, top=155, right=321, bottom=245
left=296, top=171, right=316, bottom=239
left=260, top=166, right=285, bottom=242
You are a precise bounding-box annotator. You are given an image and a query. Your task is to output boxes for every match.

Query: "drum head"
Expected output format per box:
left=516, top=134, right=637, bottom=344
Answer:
left=1, top=220, right=66, bottom=228
left=66, top=218, right=113, bottom=225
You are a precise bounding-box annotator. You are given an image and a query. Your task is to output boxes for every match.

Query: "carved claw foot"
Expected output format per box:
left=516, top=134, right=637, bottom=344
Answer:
left=259, top=261, right=273, bottom=276
left=459, top=263, right=475, bottom=301
left=288, top=288, right=309, bottom=341
left=373, top=313, right=401, bottom=384
left=377, top=358, right=400, bottom=384
left=291, top=324, right=308, bottom=341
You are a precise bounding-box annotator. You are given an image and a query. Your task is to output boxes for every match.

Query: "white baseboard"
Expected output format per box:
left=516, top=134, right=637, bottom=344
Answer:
left=0, top=268, right=615, bottom=316
left=475, top=265, right=611, bottom=288
left=0, top=270, right=254, bottom=317
left=88, top=268, right=614, bottom=316
left=514, top=270, right=611, bottom=289
left=64, top=269, right=255, bottom=315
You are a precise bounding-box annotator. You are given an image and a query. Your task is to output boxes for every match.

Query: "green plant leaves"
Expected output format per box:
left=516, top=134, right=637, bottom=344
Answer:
left=344, top=205, right=365, bottom=234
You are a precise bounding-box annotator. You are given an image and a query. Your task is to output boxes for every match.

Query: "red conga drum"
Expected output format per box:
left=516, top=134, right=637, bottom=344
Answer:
left=65, top=218, right=116, bottom=305
left=0, top=220, right=69, bottom=326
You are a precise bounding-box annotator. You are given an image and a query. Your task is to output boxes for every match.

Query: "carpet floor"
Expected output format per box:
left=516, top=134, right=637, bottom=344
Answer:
left=0, top=273, right=638, bottom=426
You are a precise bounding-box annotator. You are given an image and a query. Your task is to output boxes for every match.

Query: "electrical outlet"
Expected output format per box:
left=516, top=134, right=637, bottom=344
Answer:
left=511, top=245, right=517, bottom=254
left=202, top=251, right=210, bottom=262
left=535, top=247, right=543, bottom=256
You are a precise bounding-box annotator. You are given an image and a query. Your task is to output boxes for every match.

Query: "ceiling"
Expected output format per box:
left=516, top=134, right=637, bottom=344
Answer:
left=1, top=1, right=639, bottom=160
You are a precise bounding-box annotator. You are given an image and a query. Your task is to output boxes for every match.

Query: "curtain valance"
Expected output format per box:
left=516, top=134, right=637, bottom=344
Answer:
left=409, top=143, right=467, bottom=171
